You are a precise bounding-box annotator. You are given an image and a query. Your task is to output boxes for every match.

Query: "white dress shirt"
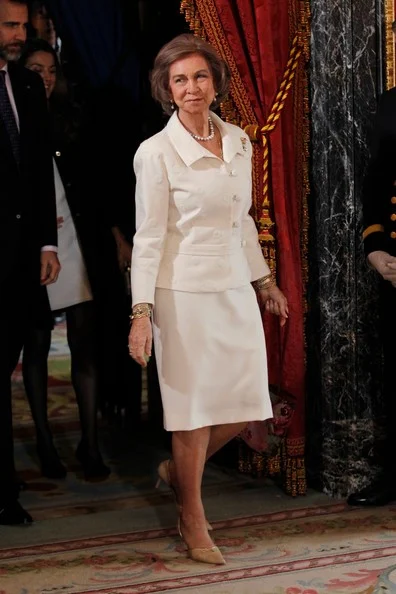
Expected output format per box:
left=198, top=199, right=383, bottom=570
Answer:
left=1, top=64, right=57, bottom=253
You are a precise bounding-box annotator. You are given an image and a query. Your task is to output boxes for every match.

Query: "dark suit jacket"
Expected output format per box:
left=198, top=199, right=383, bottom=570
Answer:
left=362, top=88, right=396, bottom=257
left=0, top=63, right=56, bottom=287
left=51, top=118, right=103, bottom=304
left=51, top=112, right=122, bottom=304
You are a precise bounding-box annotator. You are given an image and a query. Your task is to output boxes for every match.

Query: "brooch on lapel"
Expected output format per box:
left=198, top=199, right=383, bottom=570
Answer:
left=240, top=137, right=248, bottom=152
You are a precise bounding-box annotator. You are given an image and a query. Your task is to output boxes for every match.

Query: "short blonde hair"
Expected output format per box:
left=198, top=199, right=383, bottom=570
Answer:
left=151, top=34, right=231, bottom=115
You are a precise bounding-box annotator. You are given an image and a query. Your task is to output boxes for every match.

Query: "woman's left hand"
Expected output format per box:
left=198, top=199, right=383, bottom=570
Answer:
left=258, top=285, right=289, bottom=326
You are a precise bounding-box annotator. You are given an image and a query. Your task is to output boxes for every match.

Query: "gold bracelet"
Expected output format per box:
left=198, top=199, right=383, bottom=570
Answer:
left=129, top=303, right=152, bottom=321
left=252, top=274, right=276, bottom=291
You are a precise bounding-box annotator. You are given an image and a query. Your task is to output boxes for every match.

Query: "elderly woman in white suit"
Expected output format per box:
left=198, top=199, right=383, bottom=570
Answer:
left=128, top=34, right=288, bottom=566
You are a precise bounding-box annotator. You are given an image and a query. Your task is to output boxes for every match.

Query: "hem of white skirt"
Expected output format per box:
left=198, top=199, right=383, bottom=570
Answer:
left=163, top=411, right=273, bottom=432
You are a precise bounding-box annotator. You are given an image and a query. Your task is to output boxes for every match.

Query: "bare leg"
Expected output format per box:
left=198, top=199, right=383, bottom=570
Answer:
left=172, top=427, right=213, bottom=549
left=206, top=422, right=248, bottom=461
left=170, top=422, right=247, bottom=504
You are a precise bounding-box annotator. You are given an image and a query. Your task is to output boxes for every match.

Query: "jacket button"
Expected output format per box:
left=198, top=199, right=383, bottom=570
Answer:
left=392, top=197, right=396, bottom=204
left=391, top=214, right=396, bottom=221
left=391, top=232, right=396, bottom=239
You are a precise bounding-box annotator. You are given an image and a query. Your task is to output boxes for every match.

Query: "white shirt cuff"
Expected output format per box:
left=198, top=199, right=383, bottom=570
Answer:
left=41, top=246, right=58, bottom=252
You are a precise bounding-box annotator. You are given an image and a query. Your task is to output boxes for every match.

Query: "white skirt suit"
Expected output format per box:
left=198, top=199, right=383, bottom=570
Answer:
left=131, top=111, right=273, bottom=431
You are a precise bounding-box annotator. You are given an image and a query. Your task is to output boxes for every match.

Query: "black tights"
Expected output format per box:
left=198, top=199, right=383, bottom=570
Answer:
left=22, top=301, right=100, bottom=456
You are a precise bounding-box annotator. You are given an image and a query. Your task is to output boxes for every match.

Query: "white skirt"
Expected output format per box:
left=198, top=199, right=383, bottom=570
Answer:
left=152, top=284, right=273, bottom=431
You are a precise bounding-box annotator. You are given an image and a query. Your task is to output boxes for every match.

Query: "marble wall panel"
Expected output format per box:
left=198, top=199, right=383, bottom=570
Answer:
left=307, top=0, right=385, bottom=496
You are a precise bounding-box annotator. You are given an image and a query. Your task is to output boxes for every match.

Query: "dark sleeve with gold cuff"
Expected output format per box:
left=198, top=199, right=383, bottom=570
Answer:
left=362, top=223, right=386, bottom=256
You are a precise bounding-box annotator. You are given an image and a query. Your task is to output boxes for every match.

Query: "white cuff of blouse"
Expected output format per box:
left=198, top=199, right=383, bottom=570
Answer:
left=41, top=246, right=58, bottom=252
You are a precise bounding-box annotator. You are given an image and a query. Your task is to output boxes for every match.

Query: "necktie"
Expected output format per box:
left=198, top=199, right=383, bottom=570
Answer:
left=0, top=70, right=20, bottom=165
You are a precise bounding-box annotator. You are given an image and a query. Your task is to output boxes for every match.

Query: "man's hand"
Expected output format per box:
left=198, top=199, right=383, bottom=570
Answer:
left=367, top=250, right=396, bottom=283
left=40, top=251, right=61, bottom=285
left=112, top=226, right=132, bottom=271
left=116, top=236, right=132, bottom=271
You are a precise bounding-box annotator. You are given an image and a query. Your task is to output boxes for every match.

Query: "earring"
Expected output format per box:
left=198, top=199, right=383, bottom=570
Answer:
left=170, top=100, right=175, bottom=110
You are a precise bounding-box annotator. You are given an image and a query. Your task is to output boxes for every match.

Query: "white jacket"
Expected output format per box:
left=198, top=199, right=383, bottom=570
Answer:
left=131, top=111, right=270, bottom=306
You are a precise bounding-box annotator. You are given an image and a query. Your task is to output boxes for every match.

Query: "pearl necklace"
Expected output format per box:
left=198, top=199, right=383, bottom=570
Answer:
left=189, top=116, right=214, bottom=141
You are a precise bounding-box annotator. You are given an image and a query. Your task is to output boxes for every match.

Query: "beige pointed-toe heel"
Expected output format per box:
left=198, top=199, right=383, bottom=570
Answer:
left=156, top=460, right=213, bottom=531
left=177, top=516, right=225, bottom=566
left=187, top=546, right=225, bottom=565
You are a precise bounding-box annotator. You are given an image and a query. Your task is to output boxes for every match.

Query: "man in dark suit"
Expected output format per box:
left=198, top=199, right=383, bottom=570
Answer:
left=348, top=88, right=396, bottom=506
left=0, top=0, right=60, bottom=524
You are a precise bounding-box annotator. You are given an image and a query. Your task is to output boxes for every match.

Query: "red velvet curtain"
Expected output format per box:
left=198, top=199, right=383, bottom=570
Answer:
left=181, top=0, right=309, bottom=495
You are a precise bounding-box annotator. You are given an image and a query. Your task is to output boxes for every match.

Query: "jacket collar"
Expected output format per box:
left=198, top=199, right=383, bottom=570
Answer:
left=165, top=110, right=247, bottom=166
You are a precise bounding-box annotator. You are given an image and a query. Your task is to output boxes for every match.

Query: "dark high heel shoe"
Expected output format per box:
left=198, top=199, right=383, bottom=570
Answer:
left=76, top=443, right=110, bottom=480
left=37, top=444, right=67, bottom=479
left=0, top=501, right=33, bottom=525
left=156, top=459, right=213, bottom=531
left=177, top=515, right=225, bottom=565
left=14, top=472, right=28, bottom=491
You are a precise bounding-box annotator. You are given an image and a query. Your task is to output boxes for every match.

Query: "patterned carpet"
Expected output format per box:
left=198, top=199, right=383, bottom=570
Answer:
left=2, top=504, right=396, bottom=593
left=4, top=323, right=396, bottom=593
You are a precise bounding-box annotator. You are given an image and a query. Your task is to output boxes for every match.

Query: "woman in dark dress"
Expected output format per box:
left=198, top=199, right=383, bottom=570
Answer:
left=20, top=39, right=110, bottom=481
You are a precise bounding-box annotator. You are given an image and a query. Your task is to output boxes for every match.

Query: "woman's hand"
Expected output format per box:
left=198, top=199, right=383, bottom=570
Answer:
left=128, top=317, right=152, bottom=368
left=258, top=285, right=289, bottom=326
left=40, top=251, right=61, bottom=285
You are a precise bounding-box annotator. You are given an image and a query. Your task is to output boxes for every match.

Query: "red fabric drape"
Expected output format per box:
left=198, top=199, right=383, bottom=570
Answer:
left=182, top=0, right=308, bottom=494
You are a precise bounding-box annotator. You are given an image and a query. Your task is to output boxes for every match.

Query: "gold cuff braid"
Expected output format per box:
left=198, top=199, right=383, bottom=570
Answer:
left=130, top=303, right=152, bottom=321
left=252, top=273, right=276, bottom=291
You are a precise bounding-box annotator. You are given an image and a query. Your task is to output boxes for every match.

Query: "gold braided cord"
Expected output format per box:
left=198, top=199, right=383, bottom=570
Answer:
left=258, top=34, right=302, bottom=253
left=261, top=37, right=302, bottom=137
